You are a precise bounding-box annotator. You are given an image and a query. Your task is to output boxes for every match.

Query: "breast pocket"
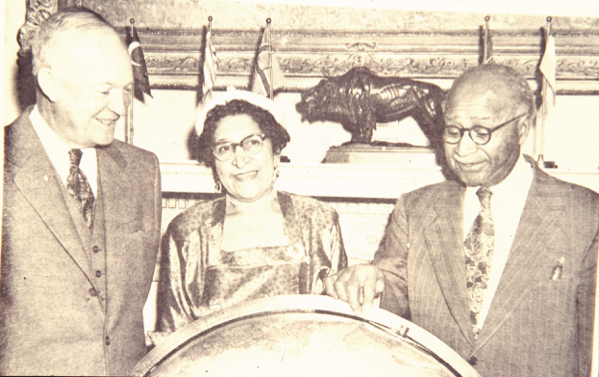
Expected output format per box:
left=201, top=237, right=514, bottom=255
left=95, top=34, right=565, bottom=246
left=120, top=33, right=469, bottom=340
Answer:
left=532, top=254, right=577, bottom=314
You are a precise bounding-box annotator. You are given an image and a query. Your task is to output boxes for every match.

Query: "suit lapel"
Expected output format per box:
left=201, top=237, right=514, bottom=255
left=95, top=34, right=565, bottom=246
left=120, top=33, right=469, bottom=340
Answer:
left=96, top=144, right=129, bottom=325
left=471, top=168, right=568, bottom=355
left=424, top=182, right=476, bottom=346
left=96, top=144, right=128, bottom=234
left=9, top=112, right=94, bottom=280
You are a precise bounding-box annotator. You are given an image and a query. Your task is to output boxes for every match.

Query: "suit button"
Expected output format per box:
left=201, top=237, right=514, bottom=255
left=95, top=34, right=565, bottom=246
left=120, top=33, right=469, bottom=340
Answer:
left=89, top=288, right=97, bottom=297
left=105, top=336, right=111, bottom=346
left=469, top=356, right=478, bottom=366
left=92, top=245, right=101, bottom=253
left=95, top=270, right=102, bottom=278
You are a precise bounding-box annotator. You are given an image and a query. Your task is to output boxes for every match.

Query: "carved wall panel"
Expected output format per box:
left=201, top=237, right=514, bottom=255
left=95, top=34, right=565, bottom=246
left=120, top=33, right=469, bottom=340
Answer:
left=119, top=27, right=596, bottom=93
left=59, top=0, right=599, bottom=31
left=17, top=0, right=599, bottom=94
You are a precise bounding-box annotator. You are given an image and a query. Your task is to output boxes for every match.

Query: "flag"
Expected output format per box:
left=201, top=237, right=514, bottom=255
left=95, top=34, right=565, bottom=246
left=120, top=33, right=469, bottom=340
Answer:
left=539, top=35, right=556, bottom=107
left=202, top=27, right=218, bottom=103
left=126, top=24, right=152, bottom=102
left=251, top=25, right=284, bottom=98
left=483, top=23, right=493, bottom=64
left=535, top=33, right=557, bottom=160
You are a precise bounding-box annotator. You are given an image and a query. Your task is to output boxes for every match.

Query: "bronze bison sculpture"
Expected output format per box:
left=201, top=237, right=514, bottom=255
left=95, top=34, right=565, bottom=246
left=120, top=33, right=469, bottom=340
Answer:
left=296, top=67, right=446, bottom=147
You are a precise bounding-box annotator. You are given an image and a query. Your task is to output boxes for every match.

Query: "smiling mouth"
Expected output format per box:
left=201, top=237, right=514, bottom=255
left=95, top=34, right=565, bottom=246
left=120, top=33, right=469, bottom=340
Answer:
left=456, top=161, right=486, bottom=171
left=234, top=171, right=258, bottom=180
left=95, top=118, right=118, bottom=127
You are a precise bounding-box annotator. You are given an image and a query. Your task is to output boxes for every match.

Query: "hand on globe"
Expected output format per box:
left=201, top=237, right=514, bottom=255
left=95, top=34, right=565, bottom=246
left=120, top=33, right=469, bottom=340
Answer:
left=325, top=264, right=385, bottom=316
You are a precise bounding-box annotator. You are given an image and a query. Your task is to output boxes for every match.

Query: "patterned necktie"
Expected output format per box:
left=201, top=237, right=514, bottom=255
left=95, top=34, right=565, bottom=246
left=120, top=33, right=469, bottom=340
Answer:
left=464, top=187, right=494, bottom=338
left=66, top=149, right=95, bottom=228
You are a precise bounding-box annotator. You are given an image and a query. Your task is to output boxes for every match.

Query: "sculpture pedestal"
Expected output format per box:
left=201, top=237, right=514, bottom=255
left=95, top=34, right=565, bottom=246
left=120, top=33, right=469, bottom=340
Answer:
left=325, top=143, right=436, bottom=166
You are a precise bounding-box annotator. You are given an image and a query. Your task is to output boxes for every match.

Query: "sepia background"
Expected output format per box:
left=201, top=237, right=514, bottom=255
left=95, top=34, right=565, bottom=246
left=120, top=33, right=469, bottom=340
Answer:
left=3, top=0, right=599, bottom=371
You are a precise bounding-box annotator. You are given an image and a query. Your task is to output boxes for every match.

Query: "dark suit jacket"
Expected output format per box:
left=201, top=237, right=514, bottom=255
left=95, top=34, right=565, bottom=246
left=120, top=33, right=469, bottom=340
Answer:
left=1, top=107, right=162, bottom=375
left=375, top=161, right=598, bottom=377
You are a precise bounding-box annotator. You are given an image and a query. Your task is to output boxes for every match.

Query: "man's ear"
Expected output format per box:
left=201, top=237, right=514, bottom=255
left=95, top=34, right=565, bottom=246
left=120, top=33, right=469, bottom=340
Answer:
left=36, top=68, right=59, bottom=102
left=517, top=114, right=533, bottom=146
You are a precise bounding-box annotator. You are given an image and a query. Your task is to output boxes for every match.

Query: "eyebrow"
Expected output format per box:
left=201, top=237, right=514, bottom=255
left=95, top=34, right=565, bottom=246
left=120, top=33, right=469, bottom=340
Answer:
left=444, top=115, right=495, bottom=125
left=213, top=134, right=258, bottom=144
left=91, top=81, right=133, bottom=88
left=213, top=136, right=238, bottom=144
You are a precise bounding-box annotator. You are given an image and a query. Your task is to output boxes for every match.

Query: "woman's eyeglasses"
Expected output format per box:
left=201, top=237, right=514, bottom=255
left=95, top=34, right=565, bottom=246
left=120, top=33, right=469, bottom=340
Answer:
left=443, top=113, right=527, bottom=145
left=212, top=134, right=267, bottom=161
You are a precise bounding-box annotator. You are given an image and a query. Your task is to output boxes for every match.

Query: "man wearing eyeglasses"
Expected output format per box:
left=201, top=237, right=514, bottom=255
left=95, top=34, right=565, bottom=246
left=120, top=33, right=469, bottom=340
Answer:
left=326, top=64, right=598, bottom=377
left=2, top=9, right=161, bottom=375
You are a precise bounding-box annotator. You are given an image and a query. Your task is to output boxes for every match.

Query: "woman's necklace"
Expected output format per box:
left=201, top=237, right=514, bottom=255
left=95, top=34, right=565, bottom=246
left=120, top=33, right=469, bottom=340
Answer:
left=226, top=187, right=277, bottom=209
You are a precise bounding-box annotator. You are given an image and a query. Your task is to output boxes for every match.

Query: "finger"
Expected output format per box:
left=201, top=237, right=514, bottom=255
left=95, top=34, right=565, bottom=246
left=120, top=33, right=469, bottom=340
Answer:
left=334, top=277, right=349, bottom=303
left=346, top=276, right=364, bottom=315
left=325, top=275, right=339, bottom=299
left=361, top=276, right=378, bottom=316
left=375, top=275, right=385, bottom=294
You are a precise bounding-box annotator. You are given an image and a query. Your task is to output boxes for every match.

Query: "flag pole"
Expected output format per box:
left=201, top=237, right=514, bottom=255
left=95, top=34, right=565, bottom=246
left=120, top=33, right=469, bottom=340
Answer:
left=537, top=16, right=552, bottom=163
left=484, top=16, right=492, bottom=64
left=267, top=18, right=273, bottom=100
left=127, top=17, right=136, bottom=145
left=207, top=16, right=213, bottom=103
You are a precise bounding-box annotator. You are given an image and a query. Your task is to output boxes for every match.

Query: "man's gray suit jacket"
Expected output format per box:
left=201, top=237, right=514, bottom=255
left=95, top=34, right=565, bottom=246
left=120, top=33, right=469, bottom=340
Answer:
left=1, top=107, right=162, bottom=375
left=376, top=160, right=598, bottom=377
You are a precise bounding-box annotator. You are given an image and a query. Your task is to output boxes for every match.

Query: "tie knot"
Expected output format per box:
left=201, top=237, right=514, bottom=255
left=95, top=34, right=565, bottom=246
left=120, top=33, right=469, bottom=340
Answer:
left=476, top=187, right=492, bottom=205
left=69, top=149, right=83, bottom=167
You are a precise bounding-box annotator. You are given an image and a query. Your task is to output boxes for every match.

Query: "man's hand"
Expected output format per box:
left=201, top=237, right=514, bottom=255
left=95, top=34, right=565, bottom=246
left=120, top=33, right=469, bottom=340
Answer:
left=325, top=264, right=385, bottom=316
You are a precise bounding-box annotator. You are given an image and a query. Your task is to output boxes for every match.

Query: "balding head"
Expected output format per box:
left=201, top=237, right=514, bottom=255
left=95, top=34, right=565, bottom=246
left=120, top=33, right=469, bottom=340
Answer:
left=31, top=8, right=120, bottom=76
left=442, top=65, right=535, bottom=187
left=33, top=8, right=133, bottom=148
left=446, top=64, right=536, bottom=119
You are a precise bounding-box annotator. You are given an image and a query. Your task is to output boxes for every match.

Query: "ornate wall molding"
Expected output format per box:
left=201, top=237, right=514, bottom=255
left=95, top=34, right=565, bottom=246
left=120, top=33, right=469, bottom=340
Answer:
left=17, top=0, right=60, bottom=55
left=17, top=1, right=599, bottom=93
left=130, top=28, right=599, bottom=93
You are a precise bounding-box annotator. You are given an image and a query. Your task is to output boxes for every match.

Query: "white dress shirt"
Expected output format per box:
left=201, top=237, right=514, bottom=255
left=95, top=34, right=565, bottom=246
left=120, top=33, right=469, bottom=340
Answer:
left=29, top=105, right=98, bottom=196
left=462, top=154, right=534, bottom=328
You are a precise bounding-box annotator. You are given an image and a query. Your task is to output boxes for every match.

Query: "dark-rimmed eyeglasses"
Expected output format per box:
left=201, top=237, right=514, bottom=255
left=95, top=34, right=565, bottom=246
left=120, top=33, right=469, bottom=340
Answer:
left=443, top=113, right=527, bottom=145
left=213, top=133, right=267, bottom=161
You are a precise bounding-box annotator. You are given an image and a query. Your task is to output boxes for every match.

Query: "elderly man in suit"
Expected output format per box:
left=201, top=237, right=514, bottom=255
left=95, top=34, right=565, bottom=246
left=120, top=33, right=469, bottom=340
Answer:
left=1, top=9, right=161, bottom=376
left=326, top=64, right=598, bottom=377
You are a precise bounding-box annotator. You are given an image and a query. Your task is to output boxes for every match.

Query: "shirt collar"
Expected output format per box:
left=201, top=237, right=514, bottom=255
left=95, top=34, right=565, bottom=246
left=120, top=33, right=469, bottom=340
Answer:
left=29, top=105, right=98, bottom=195
left=30, top=105, right=72, bottom=177
left=489, top=154, right=534, bottom=197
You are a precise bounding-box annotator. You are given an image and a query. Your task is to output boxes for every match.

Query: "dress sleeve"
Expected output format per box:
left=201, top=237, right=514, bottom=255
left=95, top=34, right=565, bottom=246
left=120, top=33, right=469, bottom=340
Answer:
left=307, top=202, right=348, bottom=294
left=327, top=208, right=348, bottom=276
left=155, top=222, right=207, bottom=333
left=373, top=194, right=410, bottom=318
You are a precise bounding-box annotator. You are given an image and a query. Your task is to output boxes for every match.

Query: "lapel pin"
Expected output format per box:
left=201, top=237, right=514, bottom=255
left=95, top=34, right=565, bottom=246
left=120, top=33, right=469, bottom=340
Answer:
left=550, top=257, right=565, bottom=280
left=43, top=175, right=48, bottom=182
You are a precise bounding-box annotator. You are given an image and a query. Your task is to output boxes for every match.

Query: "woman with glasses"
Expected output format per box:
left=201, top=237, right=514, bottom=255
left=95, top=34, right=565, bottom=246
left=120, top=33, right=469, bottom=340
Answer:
left=154, top=89, right=348, bottom=334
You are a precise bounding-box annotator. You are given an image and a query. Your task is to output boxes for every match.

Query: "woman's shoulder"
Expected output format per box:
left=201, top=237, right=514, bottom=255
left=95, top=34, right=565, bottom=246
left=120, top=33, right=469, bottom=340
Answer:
left=166, top=196, right=225, bottom=236
left=282, top=192, right=338, bottom=218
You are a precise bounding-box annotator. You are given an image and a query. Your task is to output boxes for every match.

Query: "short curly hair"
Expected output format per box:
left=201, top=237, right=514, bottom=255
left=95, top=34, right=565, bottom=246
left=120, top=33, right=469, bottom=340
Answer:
left=196, top=99, right=291, bottom=170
